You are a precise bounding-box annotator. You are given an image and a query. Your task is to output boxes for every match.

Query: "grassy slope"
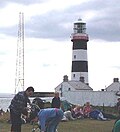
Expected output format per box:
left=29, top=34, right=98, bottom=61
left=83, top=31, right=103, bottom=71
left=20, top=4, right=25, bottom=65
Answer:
left=58, top=119, right=115, bottom=132
left=0, top=113, right=115, bottom=132
left=0, top=120, right=115, bottom=132
left=0, top=105, right=117, bottom=132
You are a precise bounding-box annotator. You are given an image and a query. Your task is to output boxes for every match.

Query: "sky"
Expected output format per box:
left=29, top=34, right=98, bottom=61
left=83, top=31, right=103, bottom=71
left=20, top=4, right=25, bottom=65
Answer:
left=0, top=0, right=120, bottom=93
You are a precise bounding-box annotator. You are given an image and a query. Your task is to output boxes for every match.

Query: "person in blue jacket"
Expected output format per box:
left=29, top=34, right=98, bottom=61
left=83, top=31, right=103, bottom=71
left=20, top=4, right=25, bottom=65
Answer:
left=30, top=98, right=64, bottom=132
left=89, top=109, right=107, bottom=120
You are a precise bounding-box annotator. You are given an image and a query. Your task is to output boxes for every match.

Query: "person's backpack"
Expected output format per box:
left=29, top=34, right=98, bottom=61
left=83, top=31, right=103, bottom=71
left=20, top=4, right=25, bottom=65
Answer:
left=32, top=97, right=44, bottom=109
left=28, top=98, right=44, bottom=122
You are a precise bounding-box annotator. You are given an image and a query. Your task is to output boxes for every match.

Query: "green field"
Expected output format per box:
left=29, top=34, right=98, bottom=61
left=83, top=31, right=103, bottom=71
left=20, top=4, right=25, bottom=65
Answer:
left=0, top=117, right=116, bottom=132
left=0, top=107, right=117, bottom=132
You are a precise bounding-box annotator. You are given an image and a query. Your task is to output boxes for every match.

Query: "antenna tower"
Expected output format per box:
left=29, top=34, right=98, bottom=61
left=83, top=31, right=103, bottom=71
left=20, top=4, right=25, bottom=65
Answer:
left=15, top=12, right=24, bottom=94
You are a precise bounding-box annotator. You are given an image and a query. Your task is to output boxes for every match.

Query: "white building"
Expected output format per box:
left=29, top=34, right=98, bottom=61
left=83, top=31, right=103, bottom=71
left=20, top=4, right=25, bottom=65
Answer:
left=55, top=76, right=120, bottom=106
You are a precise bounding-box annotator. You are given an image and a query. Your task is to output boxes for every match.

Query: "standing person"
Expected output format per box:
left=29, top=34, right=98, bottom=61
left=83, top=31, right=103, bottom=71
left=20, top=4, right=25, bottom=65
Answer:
left=9, top=86, right=34, bottom=132
left=30, top=99, right=64, bottom=132
left=117, top=98, right=120, bottom=115
left=51, top=92, right=61, bottom=109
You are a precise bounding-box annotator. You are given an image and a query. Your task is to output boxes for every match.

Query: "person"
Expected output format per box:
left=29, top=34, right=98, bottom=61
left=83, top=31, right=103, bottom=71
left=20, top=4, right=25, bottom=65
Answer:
left=30, top=98, right=64, bottom=132
left=83, top=102, right=92, bottom=118
left=117, top=98, right=120, bottom=115
left=89, top=109, right=108, bottom=121
left=51, top=92, right=61, bottom=108
left=62, top=110, right=75, bottom=121
left=9, top=86, right=34, bottom=132
left=0, top=108, right=4, bottom=115
left=113, top=118, right=120, bottom=132
left=72, top=105, right=84, bottom=119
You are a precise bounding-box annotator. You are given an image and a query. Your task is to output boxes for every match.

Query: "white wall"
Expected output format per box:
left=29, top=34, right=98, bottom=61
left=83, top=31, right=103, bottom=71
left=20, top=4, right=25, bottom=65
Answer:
left=62, top=91, right=118, bottom=106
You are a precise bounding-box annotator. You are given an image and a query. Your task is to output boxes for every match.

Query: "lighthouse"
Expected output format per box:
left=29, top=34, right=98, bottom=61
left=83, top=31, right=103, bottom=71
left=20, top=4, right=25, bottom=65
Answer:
left=71, top=19, right=89, bottom=85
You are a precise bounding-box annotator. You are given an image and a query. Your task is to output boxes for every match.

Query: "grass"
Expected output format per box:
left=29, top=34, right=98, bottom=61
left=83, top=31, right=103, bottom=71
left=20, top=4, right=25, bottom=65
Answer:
left=58, top=119, right=115, bottom=132
left=0, top=105, right=118, bottom=132
left=0, top=112, right=116, bottom=132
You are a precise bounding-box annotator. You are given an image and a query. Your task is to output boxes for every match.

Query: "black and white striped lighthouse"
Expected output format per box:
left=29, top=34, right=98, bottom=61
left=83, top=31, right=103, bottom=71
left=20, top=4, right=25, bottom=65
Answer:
left=71, top=18, right=89, bottom=85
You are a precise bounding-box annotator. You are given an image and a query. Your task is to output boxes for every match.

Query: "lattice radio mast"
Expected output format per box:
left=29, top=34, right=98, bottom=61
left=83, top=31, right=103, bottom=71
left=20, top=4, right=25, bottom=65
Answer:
left=15, top=12, right=24, bottom=94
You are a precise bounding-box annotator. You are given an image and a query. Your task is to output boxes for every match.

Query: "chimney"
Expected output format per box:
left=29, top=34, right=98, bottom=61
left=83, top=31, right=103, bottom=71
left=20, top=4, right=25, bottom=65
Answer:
left=63, top=75, right=68, bottom=82
left=113, top=78, right=119, bottom=82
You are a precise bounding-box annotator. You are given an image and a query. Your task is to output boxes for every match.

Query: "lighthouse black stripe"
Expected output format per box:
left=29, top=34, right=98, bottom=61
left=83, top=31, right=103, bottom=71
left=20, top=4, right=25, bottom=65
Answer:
left=72, top=61, right=88, bottom=72
left=73, top=40, right=87, bottom=50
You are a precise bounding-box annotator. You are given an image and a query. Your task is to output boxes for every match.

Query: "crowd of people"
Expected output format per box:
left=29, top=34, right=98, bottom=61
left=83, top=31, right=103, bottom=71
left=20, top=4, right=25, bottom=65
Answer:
left=50, top=92, right=113, bottom=122
left=5, top=88, right=120, bottom=132
left=61, top=101, right=110, bottom=121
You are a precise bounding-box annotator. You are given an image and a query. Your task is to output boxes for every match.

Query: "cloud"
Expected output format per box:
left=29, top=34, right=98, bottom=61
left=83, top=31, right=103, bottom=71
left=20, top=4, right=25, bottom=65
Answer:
left=0, top=0, right=45, bottom=6
left=1, top=0, right=120, bottom=42
left=25, top=11, right=72, bottom=41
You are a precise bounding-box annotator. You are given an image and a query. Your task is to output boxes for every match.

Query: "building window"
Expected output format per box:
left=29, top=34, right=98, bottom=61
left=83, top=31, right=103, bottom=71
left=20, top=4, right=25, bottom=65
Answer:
left=74, top=55, right=76, bottom=59
left=68, top=88, right=71, bottom=91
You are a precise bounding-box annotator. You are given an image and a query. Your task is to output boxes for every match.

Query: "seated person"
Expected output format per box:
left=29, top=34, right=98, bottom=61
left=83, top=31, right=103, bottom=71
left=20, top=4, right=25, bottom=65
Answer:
left=83, top=102, right=92, bottom=118
left=62, top=110, right=75, bottom=121
left=29, top=98, right=64, bottom=132
left=72, top=105, right=84, bottom=119
left=89, top=109, right=108, bottom=121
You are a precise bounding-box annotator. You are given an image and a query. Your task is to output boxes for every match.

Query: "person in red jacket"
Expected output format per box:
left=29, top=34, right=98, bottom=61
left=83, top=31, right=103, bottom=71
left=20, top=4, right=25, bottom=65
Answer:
left=83, top=102, right=92, bottom=118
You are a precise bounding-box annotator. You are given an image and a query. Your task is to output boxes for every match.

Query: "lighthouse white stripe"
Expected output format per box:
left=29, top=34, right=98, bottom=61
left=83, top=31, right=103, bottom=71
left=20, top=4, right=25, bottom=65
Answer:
left=72, top=49, right=87, bottom=61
